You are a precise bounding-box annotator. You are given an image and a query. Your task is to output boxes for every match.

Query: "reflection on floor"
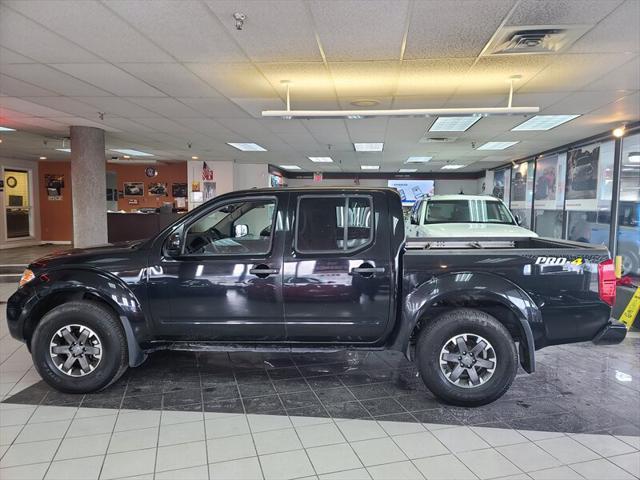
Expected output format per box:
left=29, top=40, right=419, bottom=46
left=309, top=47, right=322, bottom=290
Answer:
left=0, top=243, right=72, bottom=266
left=5, top=337, right=640, bottom=437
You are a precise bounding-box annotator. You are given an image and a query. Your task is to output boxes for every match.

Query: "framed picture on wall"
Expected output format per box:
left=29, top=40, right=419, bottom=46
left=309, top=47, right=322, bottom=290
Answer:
left=148, top=182, right=168, bottom=196
left=123, top=182, right=144, bottom=196
left=172, top=183, right=187, bottom=198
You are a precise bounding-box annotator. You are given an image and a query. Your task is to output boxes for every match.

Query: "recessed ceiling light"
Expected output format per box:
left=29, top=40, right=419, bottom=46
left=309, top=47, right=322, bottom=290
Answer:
left=361, top=165, right=380, bottom=170
left=111, top=148, right=154, bottom=157
left=354, top=143, right=384, bottom=152
left=191, top=155, right=199, bottom=160
left=350, top=99, right=380, bottom=107
left=308, top=156, right=333, bottom=163
left=476, top=141, right=519, bottom=150
left=441, top=164, right=465, bottom=170
left=429, top=116, right=481, bottom=132
left=613, top=126, right=626, bottom=138
left=511, top=114, right=580, bottom=131
left=123, top=155, right=131, bottom=159
left=399, top=168, right=417, bottom=173
left=279, top=165, right=301, bottom=170
left=39, top=156, right=47, bottom=160
left=0, top=126, right=16, bottom=131
left=227, top=142, right=267, bottom=151
left=55, top=148, right=71, bottom=153
left=406, top=156, right=432, bottom=163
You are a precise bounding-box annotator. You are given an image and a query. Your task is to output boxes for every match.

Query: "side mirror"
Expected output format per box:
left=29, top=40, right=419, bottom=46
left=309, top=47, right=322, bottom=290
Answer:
left=235, top=224, right=248, bottom=238
left=410, top=216, right=419, bottom=225
left=166, top=231, right=182, bottom=257
left=514, top=214, right=522, bottom=226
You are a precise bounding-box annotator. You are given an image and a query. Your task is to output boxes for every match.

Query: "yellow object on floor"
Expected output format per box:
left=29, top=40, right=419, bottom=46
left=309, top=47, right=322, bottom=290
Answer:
left=620, top=286, right=640, bottom=329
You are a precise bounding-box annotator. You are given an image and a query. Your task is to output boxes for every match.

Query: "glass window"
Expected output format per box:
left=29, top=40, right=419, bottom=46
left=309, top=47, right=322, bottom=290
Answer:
left=618, top=133, right=640, bottom=279
left=423, top=199, right=514, bottom=224
left=510, top=161, right=534, bottom=229
left=183, top=198, right=276, bottom=255
left=296, top=196, right=373, bottom=252
left=533, top=153, right=566, bottom=238
left=565, top=141, right=614, bottom=249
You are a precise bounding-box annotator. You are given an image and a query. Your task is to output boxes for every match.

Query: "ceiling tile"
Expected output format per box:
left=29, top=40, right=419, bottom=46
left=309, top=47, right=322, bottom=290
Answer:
left=117, top=63, right=222, bottom=98
left=543, top=90, right=632, bottom=115
left=0, top=4, right=100, bottom=63
left=346, top=117, right=388, bottom=141
left=76, top=97, right=160, bottom=118
left=256, top=62, right=335, bottom=100
left=309, top=0, right=410, bottom=61
left=1, top=64, right=111, bottom=96
left=0, top=46, right=34, bottom=64
left=185, top=63, right=277, bottom=98
left=330, top=61, right=400, bottom=97
left=5, top=0, right=173, bottom=62
left=207, top=0, right=321, bottom=62
left=506, top=0, right=622, bottom=26
left=405, top=0, right=515, bottom=59
left=105, top=0, right=246, bottom=63
left=396, top=59, right=475, bottom=96
left=19, top=97, right=99, bottom=117
left=0, top=74, right=58, bottom=97
left=127, top=98, right=203, bottom=118
left=177, top=97, right=252, bottom=118
left=50, top=64, right=165, bottom=97
left=0, top=97, right=74, bottom=117
left=582, top=56, right=640, bottom=91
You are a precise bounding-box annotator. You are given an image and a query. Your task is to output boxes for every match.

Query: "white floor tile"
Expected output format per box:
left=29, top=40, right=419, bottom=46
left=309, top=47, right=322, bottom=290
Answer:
left=608, top=452, right=640, bottom=477
left=320, top=468, right=371, bottom=480
left=15, top=419, right=71, bottom=444
left=432, top=426, right=490, bottom=453
left=28, top=406, right=77, bottom=424
left=55, top=433, right=110, bottom=461
left=529, top=465, right=584, bottom=480
left=569, top=458, right=635, bottom=480
left=296, top=422, right=346, bottom=448
left=100, top=448, right=156, bottom=479
left=392, top=431, right=449, bottom=460
left=74, top=408, right=119, bottom=419
left=159, top=420, right=205, bottom=446
left=307, top=443, right=363, bottom=475
left=518, top=430, right=565, bottom=442
left=470, top=426, right=529, bottom=447
left=0, top=438, right=60, bottom=468
left=614, top=435, right=640, bottom=450
left=367, top=460, right=422, bottom=479
left=377, top=420, right=425, bottom=437
left=260, top=449, right=315, bottom=480
left=290, top=415, right=333, bottom=428
left=498, top=442, right=562, bottom=472
left=337, top=419, right=387, bottom=442
left=571, top=433, right=637, bottom=457
left=210, top=457, right=262, bottom=480
left=536, top=436, right=600, bottom=464
left=351, top=437, right=407, bottom=467
left=107, top=426, right=158, bottom=454
left=206, top=414, right=250, bottom=439
left=208, top=434, right=256, bottom=463
left=247, top=414, right=292, bottom=433
left=253, top=427, right=302, bottom=455
left=45, top=455, right=104, bottom=480
left=0, top=462, right=49, bottom=480
left=457, top=448, right=522, bottom=480
left=155, top=465, right=210, bottom=480
left=113, top=411, right=160, bottom=432
left=0, top=406, right=36, bottom=427
left=67, top=414, right=117, bottom=438
left=156, top=440, right=207, bottom=472
left=413, top=453, right=477, bottom=480
left=0, top=424, right=22, bottom=445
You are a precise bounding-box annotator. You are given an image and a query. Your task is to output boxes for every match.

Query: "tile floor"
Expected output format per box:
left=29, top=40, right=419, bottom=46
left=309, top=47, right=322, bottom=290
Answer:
left=1, top=288, right=639, bottom=479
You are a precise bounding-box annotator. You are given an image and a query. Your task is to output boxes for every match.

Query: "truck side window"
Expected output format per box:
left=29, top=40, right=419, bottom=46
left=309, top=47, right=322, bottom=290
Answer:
left=296, top=196, right=373, bottom=253
left=183, top=199, right=276, bottom=256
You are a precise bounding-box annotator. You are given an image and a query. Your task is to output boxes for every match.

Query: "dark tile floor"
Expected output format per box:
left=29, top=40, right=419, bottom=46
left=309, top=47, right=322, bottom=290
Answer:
left=5, top=336, right=640, bottom=436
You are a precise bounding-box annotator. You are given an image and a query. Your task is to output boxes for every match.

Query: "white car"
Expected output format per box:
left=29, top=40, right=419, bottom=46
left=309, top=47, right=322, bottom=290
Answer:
left=407, top=194, right=538, bottom=239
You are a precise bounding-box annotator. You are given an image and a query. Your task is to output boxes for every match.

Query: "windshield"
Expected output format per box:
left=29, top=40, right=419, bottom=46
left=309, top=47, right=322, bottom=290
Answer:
left=424, top=199, right=515, bottom=225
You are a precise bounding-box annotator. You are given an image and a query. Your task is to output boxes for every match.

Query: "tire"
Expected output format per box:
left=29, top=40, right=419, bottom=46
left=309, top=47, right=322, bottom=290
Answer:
left=31, top=300, right=128, bottom=394
left=416, top=308, right=518, bottom=407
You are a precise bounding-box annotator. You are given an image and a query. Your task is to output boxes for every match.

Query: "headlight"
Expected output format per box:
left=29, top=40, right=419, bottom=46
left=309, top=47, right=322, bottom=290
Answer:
left=19, top=269, right=35, bottom=287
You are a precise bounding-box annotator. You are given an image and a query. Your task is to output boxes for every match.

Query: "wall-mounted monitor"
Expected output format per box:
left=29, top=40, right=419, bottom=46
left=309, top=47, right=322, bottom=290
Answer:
left=387, top=180, right=434, bottom=206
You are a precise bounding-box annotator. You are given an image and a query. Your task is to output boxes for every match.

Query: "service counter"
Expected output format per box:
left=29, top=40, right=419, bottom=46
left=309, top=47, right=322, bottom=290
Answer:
left=107, top=211, right=184, bottom=243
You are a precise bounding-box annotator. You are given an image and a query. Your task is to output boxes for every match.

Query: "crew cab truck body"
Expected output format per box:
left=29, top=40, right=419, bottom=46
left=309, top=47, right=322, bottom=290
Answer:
left=7, top=187, right=625, bottom=406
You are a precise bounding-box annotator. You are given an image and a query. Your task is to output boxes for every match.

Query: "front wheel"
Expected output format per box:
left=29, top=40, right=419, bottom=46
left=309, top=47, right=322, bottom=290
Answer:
left=416, top=308, right=518, bottom=406
left=31, top=300, right=128, bottom=394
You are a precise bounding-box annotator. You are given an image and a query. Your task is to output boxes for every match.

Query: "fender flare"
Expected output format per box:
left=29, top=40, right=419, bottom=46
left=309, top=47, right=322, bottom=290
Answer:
left=22, top=268, right=147, bottom=367
left=392, top=271, right=539, bottom=373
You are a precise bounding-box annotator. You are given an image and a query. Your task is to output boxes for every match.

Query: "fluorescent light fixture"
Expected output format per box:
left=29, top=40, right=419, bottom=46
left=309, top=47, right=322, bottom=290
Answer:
left=55, top=148, right=71, bottom=153
left=0, top=126, right=16, bottom=131
left=354, top=143, right=384, bottom=152
left=191, top=155, right=199, bottom=160
left=406, top=156, right=432, bottom=163
left=262, top=106, right=540, bottom=119
left=39, top=156, right=47, bottom=160
left=441, top=164, right=465, bottom=170
left=279, top=165, right=301, bottom=170
left=308, top=156, right=333, bottom=163
left=628, top=152, right=640, bottom=163
left=399, top=168, right=417, bottom=173
left=111, top=148, right=154, bottom=157
left=512, top=114, right=580, bottom=131
left=477, top=141, right=519, bottom=150
left=360, top=165, right=380, bottom=170
left=429, top=116, right=481, bottom=132
left=108, top=159, right=157, bottom=165
left=227, top=142, right=267, bottom=152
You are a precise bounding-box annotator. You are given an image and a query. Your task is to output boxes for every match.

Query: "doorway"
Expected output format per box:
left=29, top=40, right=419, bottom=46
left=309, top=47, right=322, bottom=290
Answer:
left=3, top=169, right=33, bottom=240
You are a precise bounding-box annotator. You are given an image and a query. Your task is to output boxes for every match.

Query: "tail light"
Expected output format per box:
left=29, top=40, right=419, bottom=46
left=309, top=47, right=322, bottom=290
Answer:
left=598, top=259, right=617, bottom=306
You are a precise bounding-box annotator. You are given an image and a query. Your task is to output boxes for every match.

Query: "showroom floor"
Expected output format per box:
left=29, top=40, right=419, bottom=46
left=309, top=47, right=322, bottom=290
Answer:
left=1, top=284, right=639, bottom=480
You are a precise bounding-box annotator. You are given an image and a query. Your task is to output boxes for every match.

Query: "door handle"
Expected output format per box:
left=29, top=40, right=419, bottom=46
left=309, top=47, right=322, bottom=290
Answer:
left=351, top=267, right=385, bottom=275
left=250, top=265, right=279, bottom=277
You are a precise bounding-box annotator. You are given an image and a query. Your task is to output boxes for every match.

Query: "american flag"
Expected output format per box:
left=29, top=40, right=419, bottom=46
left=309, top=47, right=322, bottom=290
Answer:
left=202, top=161, right=214, bottom=181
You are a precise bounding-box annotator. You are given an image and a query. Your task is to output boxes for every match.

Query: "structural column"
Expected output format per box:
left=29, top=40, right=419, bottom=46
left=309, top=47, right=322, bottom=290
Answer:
left=70, top=126, right=107, bottom=248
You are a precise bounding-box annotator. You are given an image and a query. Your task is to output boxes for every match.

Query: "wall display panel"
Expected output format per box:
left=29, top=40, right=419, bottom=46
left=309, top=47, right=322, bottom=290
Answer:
left=510, top=162, right=533, bottom=229
left=618, top=133, right=640, bottom=279
left=534, top=153, right=566, bottom=238
left=492, top=169, right=509, bottom=200
left=387, top=180, right=434, bottom=206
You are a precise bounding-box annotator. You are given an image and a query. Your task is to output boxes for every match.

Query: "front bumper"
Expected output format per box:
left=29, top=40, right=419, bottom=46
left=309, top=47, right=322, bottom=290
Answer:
left=592, top=319, right=627, bottom=345
left=6, top=287, right=32, bottom=342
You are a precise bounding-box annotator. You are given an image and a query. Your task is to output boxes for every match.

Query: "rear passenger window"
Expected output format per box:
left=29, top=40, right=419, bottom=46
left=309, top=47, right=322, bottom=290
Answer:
left=296, top=196, right=373, bottom=253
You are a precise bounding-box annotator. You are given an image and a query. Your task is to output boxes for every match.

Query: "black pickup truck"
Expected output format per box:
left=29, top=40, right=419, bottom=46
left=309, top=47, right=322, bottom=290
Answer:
left=7, top=187, right=626, bottom=406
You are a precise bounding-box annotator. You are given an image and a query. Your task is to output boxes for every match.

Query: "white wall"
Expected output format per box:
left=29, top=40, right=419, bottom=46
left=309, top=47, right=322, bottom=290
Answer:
left=286, top=177, right=387, bottom=187
left=234, top=163, right=269, bottom=191
left=0, top=157, right=41, bottom=249
left=187, top=160, right=234, bottom=210
left=434, top=179, right=479, bottom=195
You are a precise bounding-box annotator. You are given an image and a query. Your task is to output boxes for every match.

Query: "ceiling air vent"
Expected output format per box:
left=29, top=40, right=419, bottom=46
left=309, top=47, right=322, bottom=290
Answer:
left=486, top=25, right=590, bottom=55
left=419, top=136, right=457, bottom=144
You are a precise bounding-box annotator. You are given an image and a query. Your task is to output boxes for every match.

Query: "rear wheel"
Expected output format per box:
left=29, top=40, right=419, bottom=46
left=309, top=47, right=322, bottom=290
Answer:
left=31, top=300, right=128, bottom=393
left=416, top=308, right=518, bottom=406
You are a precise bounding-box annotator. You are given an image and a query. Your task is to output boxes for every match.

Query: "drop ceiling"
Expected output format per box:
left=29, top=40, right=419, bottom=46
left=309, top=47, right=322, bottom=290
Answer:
left=0, top=0, right=638, bottom=173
